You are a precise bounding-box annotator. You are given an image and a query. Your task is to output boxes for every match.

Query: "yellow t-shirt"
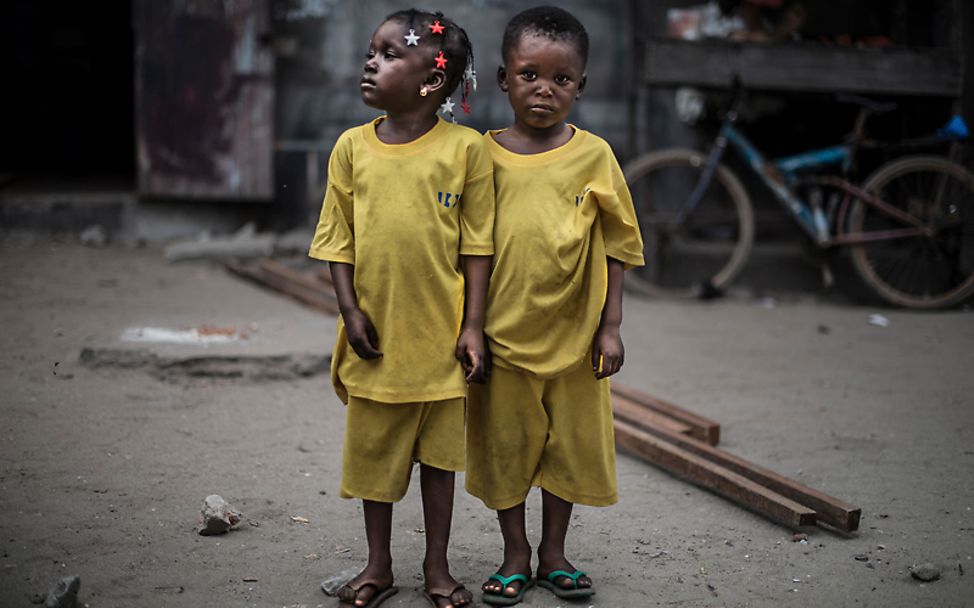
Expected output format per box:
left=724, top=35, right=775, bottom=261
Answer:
left=309, top=117, right=494, bottom=403
left=483, top=127, right=643, bottom=378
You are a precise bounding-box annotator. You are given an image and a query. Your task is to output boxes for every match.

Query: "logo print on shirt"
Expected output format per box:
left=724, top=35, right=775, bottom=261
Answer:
left=437, top=192, right=461, bottom=208
left=574, top=187, right=591, bottom=206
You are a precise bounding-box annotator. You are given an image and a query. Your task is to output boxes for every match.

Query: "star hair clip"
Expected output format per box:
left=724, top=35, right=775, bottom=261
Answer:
left=404, top=29, right=420, bottom=46
left=440, top=97, right=456, bottom=123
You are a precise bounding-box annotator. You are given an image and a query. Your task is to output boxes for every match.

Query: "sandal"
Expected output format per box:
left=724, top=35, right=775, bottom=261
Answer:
left=333, top=580, right=399, bottom=608
left=482, top=572, right=534, bottom=606
left=423, top=583, right=473, bottom=607
left=537, top=569, right=594, bottom=599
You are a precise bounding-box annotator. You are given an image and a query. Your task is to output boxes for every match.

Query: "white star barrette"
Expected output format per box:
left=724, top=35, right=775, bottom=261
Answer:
left=404, top=29, right=420, bottom=46
left=440, top=97, right=456, bottom=114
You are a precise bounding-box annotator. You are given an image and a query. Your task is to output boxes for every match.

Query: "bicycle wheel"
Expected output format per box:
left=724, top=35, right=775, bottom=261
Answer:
left=624, top=148, right=754, bottom=297
left=849, top=155, right=974, bottom=309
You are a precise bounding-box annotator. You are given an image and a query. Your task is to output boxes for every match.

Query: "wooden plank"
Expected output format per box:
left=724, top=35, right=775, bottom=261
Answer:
left=226, top=261, right=339, bottom=316
left=644, top=39, right=962, bottom=97
left=626, top=419, right=861, bottom=532
left=612, top=394, right=693, bottom=436
left=614, top=419, right=816, bottom=529
left=611, top=383, right=720, bottom=445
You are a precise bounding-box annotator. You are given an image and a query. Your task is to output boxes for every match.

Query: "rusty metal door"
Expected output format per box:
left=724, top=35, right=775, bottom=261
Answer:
left=134, top=0, right=273, bottom=199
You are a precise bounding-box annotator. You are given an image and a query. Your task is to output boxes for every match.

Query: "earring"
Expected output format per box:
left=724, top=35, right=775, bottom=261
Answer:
left=420, top=86, right=429, bottom=97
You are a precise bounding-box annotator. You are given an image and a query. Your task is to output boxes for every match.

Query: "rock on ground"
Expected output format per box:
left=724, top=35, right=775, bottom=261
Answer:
left=198, top=495, right=242, bottom=536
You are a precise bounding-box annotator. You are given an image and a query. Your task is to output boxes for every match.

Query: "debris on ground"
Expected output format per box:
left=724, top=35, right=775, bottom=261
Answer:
left=320, top=567, right=361, bottom=596
left=853, top=554, right=870, bottom=562
left=165, top=223, right=275, bottom=262
left=198, top=495, right=242, bottom=535
left=80, top=225, right=107, bottom=248
left=910, top=562, right=941, bottom=582
left=792, top=532, right=809, bottom=542
left=41, top=575, right=81, bottom=608
left=290, top=516, right=310, bottom=524
left=867, top=314, right=890, bottom=328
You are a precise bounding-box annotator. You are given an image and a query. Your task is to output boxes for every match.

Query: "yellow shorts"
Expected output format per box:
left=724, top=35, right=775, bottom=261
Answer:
left=465, top=361, right=617, bottom=510
left=341, top=396, right=465, bottom=502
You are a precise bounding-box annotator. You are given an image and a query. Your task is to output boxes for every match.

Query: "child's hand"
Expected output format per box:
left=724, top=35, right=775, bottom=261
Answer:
left=455, top=327, right=491, bottom=383
left=592, top=324, right=624, bottom=379
left=344, top=308, right=383, bottom=359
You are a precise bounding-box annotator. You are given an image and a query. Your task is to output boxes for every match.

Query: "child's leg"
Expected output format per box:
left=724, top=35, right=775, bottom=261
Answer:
left=412, top=399, right=470, bottom=607
left=481, top=502, right=533, bottom=598
left=536, top=490, right=592, bottom=590
left=420, top=464, right=471, bottom=607
left=337, top=500, right=395, bottom=606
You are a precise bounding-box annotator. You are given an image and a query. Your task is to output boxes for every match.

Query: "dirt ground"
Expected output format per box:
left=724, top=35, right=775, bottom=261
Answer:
left=1, top=240, right=972, bottom=608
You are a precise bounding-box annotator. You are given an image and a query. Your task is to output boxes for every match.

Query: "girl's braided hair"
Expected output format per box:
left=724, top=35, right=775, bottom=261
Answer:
left=385, top=9, right=475, bottom=100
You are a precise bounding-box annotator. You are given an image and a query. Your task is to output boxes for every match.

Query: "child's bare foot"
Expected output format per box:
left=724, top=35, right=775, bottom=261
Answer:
left=337, top=562, right=396, bottom=607
left=424, top=561, right=472, bottom=608
left=481, top=551, right=532, bottom=601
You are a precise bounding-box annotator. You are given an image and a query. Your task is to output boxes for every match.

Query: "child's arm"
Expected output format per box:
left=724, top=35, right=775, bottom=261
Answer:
left=592, top=257, right=625, bottom=379
left=455, top=255, right=491, bottom=383
left=330, top=261, right=382, bottom=359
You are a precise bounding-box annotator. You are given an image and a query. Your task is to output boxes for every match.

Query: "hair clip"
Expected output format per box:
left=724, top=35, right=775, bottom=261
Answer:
left=463, top=65, right=477, bottom=92
left=429, top=20, right=445, bottom=34
left=461, top=100, right=471, bottom=114
left=404, top=29, right=420, bottom=46
left=434, top=51, right=448, bottom=69
left=440, top=97, right=456, bottom=122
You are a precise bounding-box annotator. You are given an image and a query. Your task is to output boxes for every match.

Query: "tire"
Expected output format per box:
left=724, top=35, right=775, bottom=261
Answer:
left=849, top=155, right=974, bottom=309
left=623, top=148, right=754, bottom=298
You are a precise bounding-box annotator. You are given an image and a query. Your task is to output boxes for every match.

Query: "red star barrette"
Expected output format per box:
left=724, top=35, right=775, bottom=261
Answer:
left=461, top=100, right=471, bottom=114
left=429, top=20, right=445, bottom=34
left=434, top=51, right=448, bottom=69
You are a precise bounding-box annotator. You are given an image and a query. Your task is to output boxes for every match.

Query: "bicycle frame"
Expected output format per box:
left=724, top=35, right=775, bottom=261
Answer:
left=689, top=114, right=929, bottom=247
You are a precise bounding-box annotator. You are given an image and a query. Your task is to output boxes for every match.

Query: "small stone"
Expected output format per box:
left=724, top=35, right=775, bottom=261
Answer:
left=854, top=554, right=870, bottom=562
left=792, top=533, right=809, bottom=542
left=79, top=225, right=107, bottom=248
left=198, top=495, right=242, bottom=536
left=911, top=563, right=940, bottom=582
left=43, top=575, right=81, bottom=608
left=320, top=567, right=361, bottom=596
left=877, top=544, right=886, bottom=550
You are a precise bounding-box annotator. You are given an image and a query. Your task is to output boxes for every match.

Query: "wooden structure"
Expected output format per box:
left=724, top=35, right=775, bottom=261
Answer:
left=644, top=39, right=963, bottom=97
left=133, top=0, right=274, bottom=199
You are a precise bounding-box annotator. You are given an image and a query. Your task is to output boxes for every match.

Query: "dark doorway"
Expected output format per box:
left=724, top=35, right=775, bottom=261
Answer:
left=0, top=1, right=135, bottom=187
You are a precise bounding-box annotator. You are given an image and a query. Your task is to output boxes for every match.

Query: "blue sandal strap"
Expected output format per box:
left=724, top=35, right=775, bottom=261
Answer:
left=488, top=573, right=529, bottom=588
left=545, top=569, right=587, bottom=588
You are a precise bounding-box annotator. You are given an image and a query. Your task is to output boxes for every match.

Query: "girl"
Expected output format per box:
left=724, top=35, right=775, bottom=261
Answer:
left=308, top=9, right=493, bottom=608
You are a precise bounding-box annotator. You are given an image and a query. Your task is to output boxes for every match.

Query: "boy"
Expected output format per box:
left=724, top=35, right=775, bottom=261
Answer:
left=465, top=6, right=644, bottom=605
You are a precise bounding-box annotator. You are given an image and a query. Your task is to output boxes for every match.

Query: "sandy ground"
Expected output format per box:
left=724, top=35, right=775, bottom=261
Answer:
left=1, top=241, right=973, bottom=608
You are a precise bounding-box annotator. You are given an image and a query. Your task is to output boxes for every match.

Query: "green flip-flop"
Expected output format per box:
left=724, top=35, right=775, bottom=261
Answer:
left=537, top=569, right=595, bottom=599
left=482, top=572, right=534, bottom=606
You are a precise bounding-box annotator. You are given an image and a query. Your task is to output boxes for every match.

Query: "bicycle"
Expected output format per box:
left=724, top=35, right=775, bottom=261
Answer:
left=624, top=82, right=974, bottom=309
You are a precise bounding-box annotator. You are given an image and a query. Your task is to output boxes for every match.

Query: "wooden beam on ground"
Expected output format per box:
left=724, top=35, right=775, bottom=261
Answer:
left=226, top=260, right=340, bottom=316
left=611, top=383, right=720, bottom=445
left=614, top=419, right=816, bottom=529
left=613, top=394, right=693, bottom=436
left=625, top=420, right=861, bottom=532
